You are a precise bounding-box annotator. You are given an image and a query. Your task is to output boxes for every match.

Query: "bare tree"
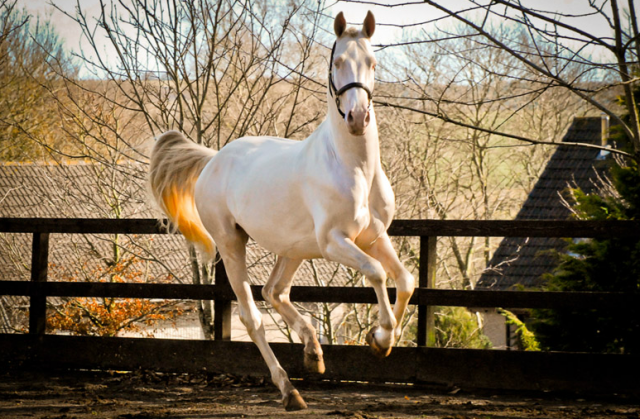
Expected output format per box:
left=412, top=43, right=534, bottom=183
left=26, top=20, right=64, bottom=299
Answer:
left=375, top=19, right=590, bottom=293
left=0, top=0, right=77, bottom=161
left=366, top=0, right=639, bottom=158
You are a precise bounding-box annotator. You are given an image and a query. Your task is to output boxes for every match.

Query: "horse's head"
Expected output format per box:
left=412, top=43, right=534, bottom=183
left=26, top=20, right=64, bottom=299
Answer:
left=330, top=11, right=376, bottom=136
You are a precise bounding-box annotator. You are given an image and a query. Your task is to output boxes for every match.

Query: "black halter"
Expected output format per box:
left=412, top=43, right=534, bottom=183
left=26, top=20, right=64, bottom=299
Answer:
left=328, top=42, right=373, bottom=118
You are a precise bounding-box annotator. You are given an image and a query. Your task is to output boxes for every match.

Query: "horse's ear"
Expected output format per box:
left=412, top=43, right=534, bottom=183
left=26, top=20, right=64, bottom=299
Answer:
left=334, top=12, right=346, bottom=37
left=362, top=11, right=375, bottom=38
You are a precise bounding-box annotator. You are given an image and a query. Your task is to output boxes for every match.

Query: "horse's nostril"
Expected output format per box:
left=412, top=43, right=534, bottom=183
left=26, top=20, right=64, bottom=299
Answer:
left=347, top=111, right=354, bottom=123
left=365, top=112, right=370, bottom=125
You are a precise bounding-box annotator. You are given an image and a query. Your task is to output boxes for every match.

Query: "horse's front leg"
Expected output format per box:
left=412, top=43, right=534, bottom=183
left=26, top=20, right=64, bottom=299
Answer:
left=362, top=233, right=415, bottom=344
left=320, top=228, right=397, bottom=357
left=262, top=257, right=325, bottom=374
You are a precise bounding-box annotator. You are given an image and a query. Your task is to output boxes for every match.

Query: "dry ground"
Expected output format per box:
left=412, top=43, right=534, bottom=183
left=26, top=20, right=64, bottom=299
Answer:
left=0, top=370, right=638, bottom=419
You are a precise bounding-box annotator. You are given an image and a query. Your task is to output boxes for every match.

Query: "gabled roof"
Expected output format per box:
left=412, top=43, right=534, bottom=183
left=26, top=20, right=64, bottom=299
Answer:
left=0, top=162, right=148, bottom=218
left=477, top=117, right=608, bottom=290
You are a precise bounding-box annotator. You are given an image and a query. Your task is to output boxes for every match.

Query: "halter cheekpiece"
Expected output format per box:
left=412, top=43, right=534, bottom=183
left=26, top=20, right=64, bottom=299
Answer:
left=328, top=42, right=373, bottom=118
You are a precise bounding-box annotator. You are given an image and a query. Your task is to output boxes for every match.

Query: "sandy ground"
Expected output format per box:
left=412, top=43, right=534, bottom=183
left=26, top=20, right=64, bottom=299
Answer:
left=0, top=370, right=639, bottom=419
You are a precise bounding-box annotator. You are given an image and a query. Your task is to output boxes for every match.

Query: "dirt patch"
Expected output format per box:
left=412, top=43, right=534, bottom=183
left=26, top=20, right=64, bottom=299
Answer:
left=0, top=370, right=638, bottom=419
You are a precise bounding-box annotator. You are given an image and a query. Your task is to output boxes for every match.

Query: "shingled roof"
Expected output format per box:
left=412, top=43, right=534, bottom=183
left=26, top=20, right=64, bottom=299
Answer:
left=477, top=117, right=609, bottom=290
left=0, top=162, right=148, bottom=218
left=0, top=161, right=188, bottom=280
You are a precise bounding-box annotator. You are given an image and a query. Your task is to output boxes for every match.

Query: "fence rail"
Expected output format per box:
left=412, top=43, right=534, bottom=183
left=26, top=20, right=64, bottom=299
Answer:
left=1, top=217, right=639, bottom=394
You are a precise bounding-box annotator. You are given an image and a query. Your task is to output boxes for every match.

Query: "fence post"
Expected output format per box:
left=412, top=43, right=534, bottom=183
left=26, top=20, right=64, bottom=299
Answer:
left=29, top=232, right=49, bottom=335
left=213, top=257, right=232, bottom=341
left=417, top=236, right=437, bottom=347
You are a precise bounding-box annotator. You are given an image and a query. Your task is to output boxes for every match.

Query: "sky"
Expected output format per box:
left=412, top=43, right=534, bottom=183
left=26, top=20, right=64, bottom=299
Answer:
left=17, top=0, right=638, bottom=74
left=21, top=0, right=101, bottom=53
left=21, top=0, right=629, bottom=47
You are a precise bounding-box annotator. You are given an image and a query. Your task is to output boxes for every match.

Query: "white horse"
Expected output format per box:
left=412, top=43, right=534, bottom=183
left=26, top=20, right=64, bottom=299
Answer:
left=149, top=11, right=414, bottom=411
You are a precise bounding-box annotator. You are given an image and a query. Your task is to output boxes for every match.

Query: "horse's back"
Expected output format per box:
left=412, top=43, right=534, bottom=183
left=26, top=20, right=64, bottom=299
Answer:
left=210, top=135, right=304, bottom=197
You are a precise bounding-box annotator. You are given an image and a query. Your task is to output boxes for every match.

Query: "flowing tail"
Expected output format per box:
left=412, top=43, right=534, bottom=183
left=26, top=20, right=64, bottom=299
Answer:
left=149, top=130, right=217, bottom=257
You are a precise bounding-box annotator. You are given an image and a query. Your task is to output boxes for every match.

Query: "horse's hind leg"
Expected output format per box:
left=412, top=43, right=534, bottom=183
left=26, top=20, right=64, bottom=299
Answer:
left=262, top=257, right=325, bottom=374
left=216, top=234, right=306, bottom=411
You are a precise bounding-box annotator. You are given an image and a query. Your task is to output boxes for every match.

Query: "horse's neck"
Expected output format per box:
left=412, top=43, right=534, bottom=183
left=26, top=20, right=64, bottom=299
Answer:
left=321, top=108, right=380, bottom=182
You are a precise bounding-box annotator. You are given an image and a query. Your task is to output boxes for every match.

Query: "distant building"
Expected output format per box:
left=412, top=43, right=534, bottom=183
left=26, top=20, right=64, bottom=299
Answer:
left=476, top=116, right=610, bottom=349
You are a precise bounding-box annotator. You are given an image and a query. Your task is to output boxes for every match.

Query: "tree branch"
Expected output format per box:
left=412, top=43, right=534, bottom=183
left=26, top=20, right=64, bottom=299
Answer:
left=375, top=99, right=634, bottom=159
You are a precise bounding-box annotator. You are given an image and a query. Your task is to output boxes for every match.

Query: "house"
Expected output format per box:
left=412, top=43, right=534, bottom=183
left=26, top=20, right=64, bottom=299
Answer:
left=476, top=116, right=610, bottom=349
left=0, top=162, right=354, bottom=342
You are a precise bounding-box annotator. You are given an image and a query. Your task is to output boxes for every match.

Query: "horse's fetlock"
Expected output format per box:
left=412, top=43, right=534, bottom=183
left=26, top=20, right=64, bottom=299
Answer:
left=380, top=317, right=397, bottom=332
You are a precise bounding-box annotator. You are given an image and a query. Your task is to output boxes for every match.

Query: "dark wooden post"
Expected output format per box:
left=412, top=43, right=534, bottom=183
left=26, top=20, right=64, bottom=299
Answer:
left=213, top=257, right=232, bottom=341
left=29, top=232, right=50, bottom=335
left=417, top=236, right=437, bottom=347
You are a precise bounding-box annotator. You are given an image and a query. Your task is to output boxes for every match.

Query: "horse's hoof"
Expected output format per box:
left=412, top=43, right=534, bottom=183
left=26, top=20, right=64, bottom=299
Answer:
left=283, top=389, right=307, bottom=411
left=304, top=351, right=326, bottom=374
left=366, top=327, right=392, bottom=359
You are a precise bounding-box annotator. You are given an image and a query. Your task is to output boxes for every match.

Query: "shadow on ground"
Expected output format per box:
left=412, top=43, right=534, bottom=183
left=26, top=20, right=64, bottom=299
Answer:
left=0, top=370, right=638, bottom=418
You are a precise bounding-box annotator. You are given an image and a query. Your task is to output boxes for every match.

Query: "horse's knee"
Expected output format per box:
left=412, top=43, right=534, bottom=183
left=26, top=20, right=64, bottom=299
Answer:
left=396, top=270, right=415, bottom=297
left=362, top=260, right=387, bottom=286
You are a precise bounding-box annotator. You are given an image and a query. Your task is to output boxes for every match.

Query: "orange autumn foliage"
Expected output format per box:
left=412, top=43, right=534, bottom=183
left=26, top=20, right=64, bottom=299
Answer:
left=46, top=255, right=184, bottom=337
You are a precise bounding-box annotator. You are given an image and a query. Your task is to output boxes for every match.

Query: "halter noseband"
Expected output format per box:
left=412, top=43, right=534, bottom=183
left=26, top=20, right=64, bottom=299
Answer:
left=328, top=42, right=373, bottom=118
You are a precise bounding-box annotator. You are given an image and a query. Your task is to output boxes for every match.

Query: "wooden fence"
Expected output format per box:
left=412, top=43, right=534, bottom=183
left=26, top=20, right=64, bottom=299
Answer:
left=1, top=218, right=639, bottom=394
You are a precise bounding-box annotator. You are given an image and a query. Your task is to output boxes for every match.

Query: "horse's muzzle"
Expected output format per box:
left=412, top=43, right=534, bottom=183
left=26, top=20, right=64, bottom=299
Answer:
left=346, top=109, right=370, bottom=136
